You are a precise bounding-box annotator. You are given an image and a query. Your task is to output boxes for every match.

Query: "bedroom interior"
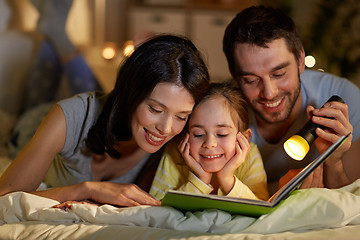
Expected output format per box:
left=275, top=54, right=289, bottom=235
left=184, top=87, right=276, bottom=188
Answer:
left=0, top=0, right=360, bottom=239
left=2, top=0, right=359, bottom=90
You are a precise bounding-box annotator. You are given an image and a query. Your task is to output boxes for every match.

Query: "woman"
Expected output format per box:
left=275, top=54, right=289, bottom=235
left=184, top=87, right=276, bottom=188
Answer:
left=0, top=34, right=210, bottom=207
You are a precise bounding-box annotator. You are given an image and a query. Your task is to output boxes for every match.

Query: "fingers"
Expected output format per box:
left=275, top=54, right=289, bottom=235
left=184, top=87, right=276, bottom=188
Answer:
left=123, top=184, right=160, bottom=206
left=314, top=164, right=324, bottom=188
left=312, top=102, right=353, bottom=137
left=178, top=133, right=189, bottom=153
left=299, top=164, right=324, bottom=189
left=114, top=184, right=161, bottom=207
left=231, top=132, right=250, bottom=167
left=306, top=105, right=315, bottom=120
left=309, top=102, right=353, bottom=157
left=89, top=182, right=161, bottom=207
left=52, top=201, right=76, bottom=210
left=52, top=200, right=101, bottom=210
left=236, top=132, right=250, bottom=156
left=178, top=134, right=211, bottom=183
left=220, top=132, right=250, bottom=176
left=178, top=134, right=195, bottom=166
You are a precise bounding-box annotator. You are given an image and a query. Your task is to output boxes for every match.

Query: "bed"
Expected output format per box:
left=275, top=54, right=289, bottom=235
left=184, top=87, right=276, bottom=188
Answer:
left=1, top=28, right=360, bottom=240
left=0, top=154, right=360, bottom=240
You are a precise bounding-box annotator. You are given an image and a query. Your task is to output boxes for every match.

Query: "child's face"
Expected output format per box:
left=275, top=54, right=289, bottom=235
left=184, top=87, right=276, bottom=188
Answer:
left=188, top=97, right=239, bottom=173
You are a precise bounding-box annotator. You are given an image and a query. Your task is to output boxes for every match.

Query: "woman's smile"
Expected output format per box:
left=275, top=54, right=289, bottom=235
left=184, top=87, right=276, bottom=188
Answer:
left=144, top=129, right=167, bottom=146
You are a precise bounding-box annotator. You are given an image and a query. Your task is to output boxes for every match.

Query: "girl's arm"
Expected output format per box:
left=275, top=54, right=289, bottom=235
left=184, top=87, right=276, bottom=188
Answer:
left=216, top=132, right=250, bottom=194
left=231, top=143, right=269, bottom=200
left=218, top=138, right=269, bottom=200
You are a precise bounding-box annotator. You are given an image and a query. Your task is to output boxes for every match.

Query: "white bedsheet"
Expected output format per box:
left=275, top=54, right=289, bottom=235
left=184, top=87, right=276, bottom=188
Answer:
left=0, top=179, right=360, bottom=239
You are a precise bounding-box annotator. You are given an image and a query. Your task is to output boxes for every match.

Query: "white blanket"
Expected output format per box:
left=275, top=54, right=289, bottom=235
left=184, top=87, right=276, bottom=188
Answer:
left=1, top=179, right=360, bottom=235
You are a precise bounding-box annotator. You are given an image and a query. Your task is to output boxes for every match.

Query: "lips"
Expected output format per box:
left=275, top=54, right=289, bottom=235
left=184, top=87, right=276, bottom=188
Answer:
left=261, top=97, right=284, bottom=112
left=200, top=154, right=224, bottom=160
left=144, top=129, right=167, bottom=146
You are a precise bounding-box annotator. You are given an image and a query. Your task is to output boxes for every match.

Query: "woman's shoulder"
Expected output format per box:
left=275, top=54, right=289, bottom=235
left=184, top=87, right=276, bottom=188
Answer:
left=57, top=91, right=107, bottom=117
left=58, top=91, right=106, bottom=107
left=57, top=92, right=108, bottom=156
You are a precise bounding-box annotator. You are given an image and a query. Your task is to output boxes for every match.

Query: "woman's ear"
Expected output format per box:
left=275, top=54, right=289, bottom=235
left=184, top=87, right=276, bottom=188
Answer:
left=243, top=128, right=252, bottom=141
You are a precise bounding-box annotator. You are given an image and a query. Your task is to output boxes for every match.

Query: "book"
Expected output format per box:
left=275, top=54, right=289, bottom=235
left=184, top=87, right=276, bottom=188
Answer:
left=161, top=132, right=351, bottom=217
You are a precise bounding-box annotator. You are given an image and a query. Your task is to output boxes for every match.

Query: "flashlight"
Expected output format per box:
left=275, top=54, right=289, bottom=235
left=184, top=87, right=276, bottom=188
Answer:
left=283, top=95, right=344, bottom=161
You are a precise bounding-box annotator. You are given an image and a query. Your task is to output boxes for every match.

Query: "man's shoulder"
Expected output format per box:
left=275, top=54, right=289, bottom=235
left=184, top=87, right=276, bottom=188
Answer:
left=301, top=70, right=346, bottom=83
left=300, top=70, right=358, bottom=103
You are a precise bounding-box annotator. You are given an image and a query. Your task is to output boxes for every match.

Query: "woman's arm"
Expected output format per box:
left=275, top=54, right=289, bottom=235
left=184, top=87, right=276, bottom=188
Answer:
left=34, top=181, right=160, bottom=206
left=0, top=104, right=66, bottom=195
left=0, top=104, right=160, bottom=206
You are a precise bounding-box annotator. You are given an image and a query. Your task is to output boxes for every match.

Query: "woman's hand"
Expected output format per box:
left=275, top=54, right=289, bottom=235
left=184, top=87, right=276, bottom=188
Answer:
left=84, top=181, right=161, bottom=207
left=53, top=199, right=101, bottom=210
left=178, top=134, right=212, bottom=184
left=216, top=132, right=250, bottom=194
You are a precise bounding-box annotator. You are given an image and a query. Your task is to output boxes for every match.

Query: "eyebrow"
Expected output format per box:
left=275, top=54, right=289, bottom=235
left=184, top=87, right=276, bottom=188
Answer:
left=189, top=124, right=234, bottom=129
left=239, top=62, right=290, bottom=76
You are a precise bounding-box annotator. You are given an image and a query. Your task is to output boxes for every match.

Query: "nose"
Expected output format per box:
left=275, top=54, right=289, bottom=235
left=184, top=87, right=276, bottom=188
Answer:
left=261, top=77, right=278, bottom=99
left=155, top=115, right=172, bottom=135
left=202, top=135, right=217, bottom=148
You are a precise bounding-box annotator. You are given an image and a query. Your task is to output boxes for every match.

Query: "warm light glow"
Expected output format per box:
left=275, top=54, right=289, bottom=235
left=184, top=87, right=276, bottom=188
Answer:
left=305, top=55, right=316, bottom=68
left=283, top=135, right=310, bottom=161
left=123, top=40, right=135, bottom=57
left=102, top=47, right=116, bottom=60
left=102, top=42, right=117, bottom=60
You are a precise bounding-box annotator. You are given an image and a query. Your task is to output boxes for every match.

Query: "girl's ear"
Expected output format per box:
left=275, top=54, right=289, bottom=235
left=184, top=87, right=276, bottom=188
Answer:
left=243, top=128, right=252, bottom=141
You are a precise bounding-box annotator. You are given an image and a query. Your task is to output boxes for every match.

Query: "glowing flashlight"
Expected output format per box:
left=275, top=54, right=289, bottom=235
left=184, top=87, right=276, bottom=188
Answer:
left=284, top=95, right=344, bottom=161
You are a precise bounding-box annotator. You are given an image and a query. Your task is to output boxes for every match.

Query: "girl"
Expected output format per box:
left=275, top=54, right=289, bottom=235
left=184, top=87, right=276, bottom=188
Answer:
left=150, top=82, right=269, bottom=201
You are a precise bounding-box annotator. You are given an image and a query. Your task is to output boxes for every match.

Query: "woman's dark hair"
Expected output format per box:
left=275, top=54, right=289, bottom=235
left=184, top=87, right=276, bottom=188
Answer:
left=196, top=82, right=249, bottom=132
left=223, top=5, right=304, bottom=78
left=86, top=34, right=210, bottom=158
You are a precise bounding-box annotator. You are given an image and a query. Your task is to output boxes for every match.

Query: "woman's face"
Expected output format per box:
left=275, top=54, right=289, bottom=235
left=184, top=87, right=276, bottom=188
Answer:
left=132, top=82, right=195, bottom=153
left=188, top=97, right=239, bottom=173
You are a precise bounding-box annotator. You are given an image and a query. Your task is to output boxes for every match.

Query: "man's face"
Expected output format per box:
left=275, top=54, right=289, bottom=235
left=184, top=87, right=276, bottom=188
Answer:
left=233, top=39, right=303, bottom=124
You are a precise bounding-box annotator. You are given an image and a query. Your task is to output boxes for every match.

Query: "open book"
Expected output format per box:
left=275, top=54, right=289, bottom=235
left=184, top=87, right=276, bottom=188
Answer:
left=161, top=132, right=351, bottom=217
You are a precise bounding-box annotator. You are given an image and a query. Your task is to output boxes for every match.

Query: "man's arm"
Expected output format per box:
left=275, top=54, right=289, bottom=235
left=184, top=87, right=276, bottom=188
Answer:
left=325, top=137, right=360, bottom=188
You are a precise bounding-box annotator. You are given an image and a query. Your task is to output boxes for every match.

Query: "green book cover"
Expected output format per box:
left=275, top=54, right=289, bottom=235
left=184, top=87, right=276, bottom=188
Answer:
left=161, top=133, right=350, bottom=217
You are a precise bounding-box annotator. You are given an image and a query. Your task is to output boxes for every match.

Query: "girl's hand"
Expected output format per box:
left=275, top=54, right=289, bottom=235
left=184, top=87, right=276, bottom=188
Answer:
left=178, top=134, right=212, bottom=184
left=217, top=132, right=251, bottom=193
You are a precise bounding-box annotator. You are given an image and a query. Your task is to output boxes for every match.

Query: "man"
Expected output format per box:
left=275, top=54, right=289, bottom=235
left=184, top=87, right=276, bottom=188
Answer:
left=223, top=5, right=360, bottom=194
